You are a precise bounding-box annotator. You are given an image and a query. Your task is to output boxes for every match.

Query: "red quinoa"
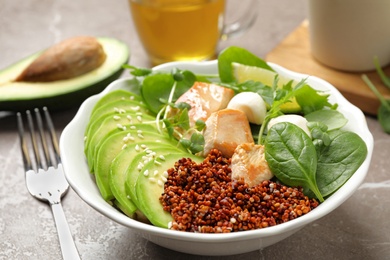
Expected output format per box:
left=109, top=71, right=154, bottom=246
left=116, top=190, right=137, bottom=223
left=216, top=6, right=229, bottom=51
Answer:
left=160, top=149, right=319, bottom=233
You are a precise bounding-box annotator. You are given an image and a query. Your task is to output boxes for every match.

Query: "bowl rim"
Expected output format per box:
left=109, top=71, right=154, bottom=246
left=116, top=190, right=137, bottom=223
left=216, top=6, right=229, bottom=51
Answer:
left=60, top=59, right=374, bottom=242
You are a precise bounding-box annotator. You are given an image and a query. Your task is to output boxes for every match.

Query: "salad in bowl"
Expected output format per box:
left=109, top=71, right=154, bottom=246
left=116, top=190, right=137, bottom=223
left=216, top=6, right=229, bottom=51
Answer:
left=60, top=46, right=373, bottom=255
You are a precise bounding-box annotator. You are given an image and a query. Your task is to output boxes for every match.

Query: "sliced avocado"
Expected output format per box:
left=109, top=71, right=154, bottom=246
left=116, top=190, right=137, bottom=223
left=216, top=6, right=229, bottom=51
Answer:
left=86, top=99, right=152, bottom=134
left=87, top=120, right=156, bottom=172
left=91, top=89, right=144, bottom=116
left=124, top=146, right=183, bottom=208
left=0, top=37, right=129, bottom=111
left=136, top=153, right=203, bottom=228
left=110, top=143, right=181, bottom=215
left=95, top=129, right=178, bottom=201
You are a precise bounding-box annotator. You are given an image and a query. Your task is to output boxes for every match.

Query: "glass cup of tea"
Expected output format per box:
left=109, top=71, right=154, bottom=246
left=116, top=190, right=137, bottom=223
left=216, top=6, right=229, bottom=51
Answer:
left=129, top=0, right=257, bottom=65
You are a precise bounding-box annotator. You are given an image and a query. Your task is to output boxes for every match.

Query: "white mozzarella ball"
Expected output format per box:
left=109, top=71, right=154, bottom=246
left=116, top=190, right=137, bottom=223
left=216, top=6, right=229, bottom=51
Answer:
left=227, top=92, right=267, bottom=125
left=268, top=114, right=311, bottom=137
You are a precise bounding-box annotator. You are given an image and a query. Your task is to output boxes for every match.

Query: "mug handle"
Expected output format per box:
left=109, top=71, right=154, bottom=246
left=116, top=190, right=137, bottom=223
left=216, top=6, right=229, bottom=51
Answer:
left=221, top=0, right=258, bottom=40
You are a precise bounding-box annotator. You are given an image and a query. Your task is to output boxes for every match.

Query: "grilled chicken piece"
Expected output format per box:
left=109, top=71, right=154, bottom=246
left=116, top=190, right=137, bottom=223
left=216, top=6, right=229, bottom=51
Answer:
left=15, top=36, right=106, bottom=82
left=202, top=109, right=254, bottom=158
left=171, top=81, right=235, bottom=127
left=231, top=143, right=273, bottom=187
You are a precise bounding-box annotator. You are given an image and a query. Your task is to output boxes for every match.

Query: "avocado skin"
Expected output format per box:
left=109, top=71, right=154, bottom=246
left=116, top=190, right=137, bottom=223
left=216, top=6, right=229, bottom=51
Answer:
left=0, top=68, right=124, bottom=112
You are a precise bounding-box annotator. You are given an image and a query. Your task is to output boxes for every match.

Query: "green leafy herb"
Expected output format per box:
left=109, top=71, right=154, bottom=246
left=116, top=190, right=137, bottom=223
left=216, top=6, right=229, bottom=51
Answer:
left=295, top=85, right=335, bottom=114
left=141, top=69, right=196, bottom=114
left=122, top=64, right=152, bottom=77
left=257, top=77, right=308, bottom=144
left=305, top=109, right=347, bottom=131
left=374, top=56, right=390, bottom=88
left=307, top=121, right=330, bottom=154
left=362, top=74, right=390, bottom=133
left=265, top=122, right=324, bottom=202
left=314, top=130, right=368, bottom=197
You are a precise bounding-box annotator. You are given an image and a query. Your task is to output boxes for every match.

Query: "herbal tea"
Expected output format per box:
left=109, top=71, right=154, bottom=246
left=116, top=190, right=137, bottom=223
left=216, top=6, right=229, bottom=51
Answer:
left=129, top=0, right=226, bottom=65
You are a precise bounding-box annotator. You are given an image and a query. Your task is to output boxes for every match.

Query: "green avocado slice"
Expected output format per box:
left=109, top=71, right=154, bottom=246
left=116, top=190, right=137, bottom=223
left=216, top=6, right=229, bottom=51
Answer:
left=110, top=143, right=181, bottom=216
left=136, top=153, right=203, bottom=228
left=95, top=129, right=178, bottom=201
left=0, top=37, right=129, bottom=111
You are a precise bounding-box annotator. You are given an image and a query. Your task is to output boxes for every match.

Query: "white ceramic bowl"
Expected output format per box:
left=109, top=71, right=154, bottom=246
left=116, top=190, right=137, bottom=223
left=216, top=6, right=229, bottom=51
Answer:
left=60, top=60, right=374, bottom=256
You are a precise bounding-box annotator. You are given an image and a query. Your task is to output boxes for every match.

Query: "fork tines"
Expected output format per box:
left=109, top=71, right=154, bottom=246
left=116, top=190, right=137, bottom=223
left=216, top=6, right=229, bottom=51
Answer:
left=17, top=107, right=61, bottom=172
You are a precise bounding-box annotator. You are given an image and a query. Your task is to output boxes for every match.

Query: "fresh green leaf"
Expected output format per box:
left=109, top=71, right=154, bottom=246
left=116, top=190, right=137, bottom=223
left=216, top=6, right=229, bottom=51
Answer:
left=141, top=70, right=195, bottom=114
left=295, top=85, right=334, bottom=114
left=378, top=104, right=390, bottom=133
left=362, top=74, right=390, bottom=133
left=218, top=46, right=274, bottom=83
left=122, top=64, right=152, bottom=77
left=315, top=130, right=368, bottom=197
left=307, top=121, right=330, bottom=154
left=141, top=74, right=174, bottom=114
left=305, top=109, right=348, bottom=131
left=195, top=120, right=206, bottom=131
left=236, top=81, right=274, bottom=106
left=265, top=122, right=324, bottom=202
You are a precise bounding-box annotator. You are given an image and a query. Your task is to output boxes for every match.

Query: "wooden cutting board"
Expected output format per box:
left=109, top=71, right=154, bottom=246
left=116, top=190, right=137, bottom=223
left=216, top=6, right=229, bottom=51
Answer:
left=266, top=20, right=390, bottom=116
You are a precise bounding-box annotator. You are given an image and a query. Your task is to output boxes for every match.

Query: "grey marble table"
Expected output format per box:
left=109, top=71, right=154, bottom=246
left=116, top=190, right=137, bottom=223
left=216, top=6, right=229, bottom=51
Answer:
left=1, top=0, right=389, bottom=259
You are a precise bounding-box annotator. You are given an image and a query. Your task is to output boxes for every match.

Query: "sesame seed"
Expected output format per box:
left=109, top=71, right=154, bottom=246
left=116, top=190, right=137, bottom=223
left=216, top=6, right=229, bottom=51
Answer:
left=130, top=125, right=137, bottom=130
left=137, top=115, right=142, bottom=122
left=149, top=177, right=157, bottom=183
left=143, top=169, right=149, bottom=176
left=154, top=160, right=162, bottom=166
left=131, top=106, right=140, bottom=111
left=121, top=144, right=127, bottom=150
left=113, top=115, right=120, bottom=120
left=138, top=133, right=144, bottom=139
left=158, top=155, right=166, bottom=161
left=137, top=162, right=144, bottom=171
left=135, top=144, right=140, bottom=151
left=153, top=170, right=159, bottom=176
left=157, top=180, right=164, bottom=187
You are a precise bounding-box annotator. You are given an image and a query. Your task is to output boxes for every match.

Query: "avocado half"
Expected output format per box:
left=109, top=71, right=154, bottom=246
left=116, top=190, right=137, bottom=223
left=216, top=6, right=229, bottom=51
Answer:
left=0, top=37, right=129, bottom=111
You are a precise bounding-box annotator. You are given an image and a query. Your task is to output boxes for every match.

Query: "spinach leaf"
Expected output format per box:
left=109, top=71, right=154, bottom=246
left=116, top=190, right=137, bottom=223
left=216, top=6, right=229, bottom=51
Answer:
left=141, top=74, right=174, bottom=114
left=218, top=46, right=274, bottom=83
left=265, top=122, right=324, bottom=202
left=315, top=130, right=368, bottom=197
left=305, top=109, right=348, bottom=131
left=141, top=70, right=196, bottom=114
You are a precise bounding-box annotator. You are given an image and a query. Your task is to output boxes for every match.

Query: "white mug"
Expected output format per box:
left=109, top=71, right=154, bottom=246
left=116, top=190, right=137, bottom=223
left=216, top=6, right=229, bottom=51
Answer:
left=307, top=0, right=390, bottom=72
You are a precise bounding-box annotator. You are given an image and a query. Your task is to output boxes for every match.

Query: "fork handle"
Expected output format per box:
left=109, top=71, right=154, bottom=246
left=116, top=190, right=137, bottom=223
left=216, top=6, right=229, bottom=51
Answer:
left=51, top=203, right=81, bottom=260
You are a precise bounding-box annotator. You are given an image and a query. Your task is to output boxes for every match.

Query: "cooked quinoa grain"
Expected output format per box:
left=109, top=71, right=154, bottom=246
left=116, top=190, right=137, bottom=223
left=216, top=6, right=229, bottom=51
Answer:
left=160, top=149, right=319, bottom=233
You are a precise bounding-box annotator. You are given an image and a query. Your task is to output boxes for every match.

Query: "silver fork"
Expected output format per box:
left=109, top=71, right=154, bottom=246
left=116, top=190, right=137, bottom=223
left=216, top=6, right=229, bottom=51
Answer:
left=17, top=107, right=81, bottom=260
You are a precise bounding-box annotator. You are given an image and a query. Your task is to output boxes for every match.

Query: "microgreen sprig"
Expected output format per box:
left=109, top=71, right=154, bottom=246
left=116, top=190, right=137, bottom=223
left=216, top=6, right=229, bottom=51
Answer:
left=362, top=74, right=390, bottom=133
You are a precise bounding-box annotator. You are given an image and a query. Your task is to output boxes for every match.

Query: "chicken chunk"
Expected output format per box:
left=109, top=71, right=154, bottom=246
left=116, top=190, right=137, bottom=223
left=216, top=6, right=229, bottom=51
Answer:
left=172, top=81, right=235, bottom=127
left=231, top=143, right=273, bottom=187
left=202, top=109, right=254, bottom=158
